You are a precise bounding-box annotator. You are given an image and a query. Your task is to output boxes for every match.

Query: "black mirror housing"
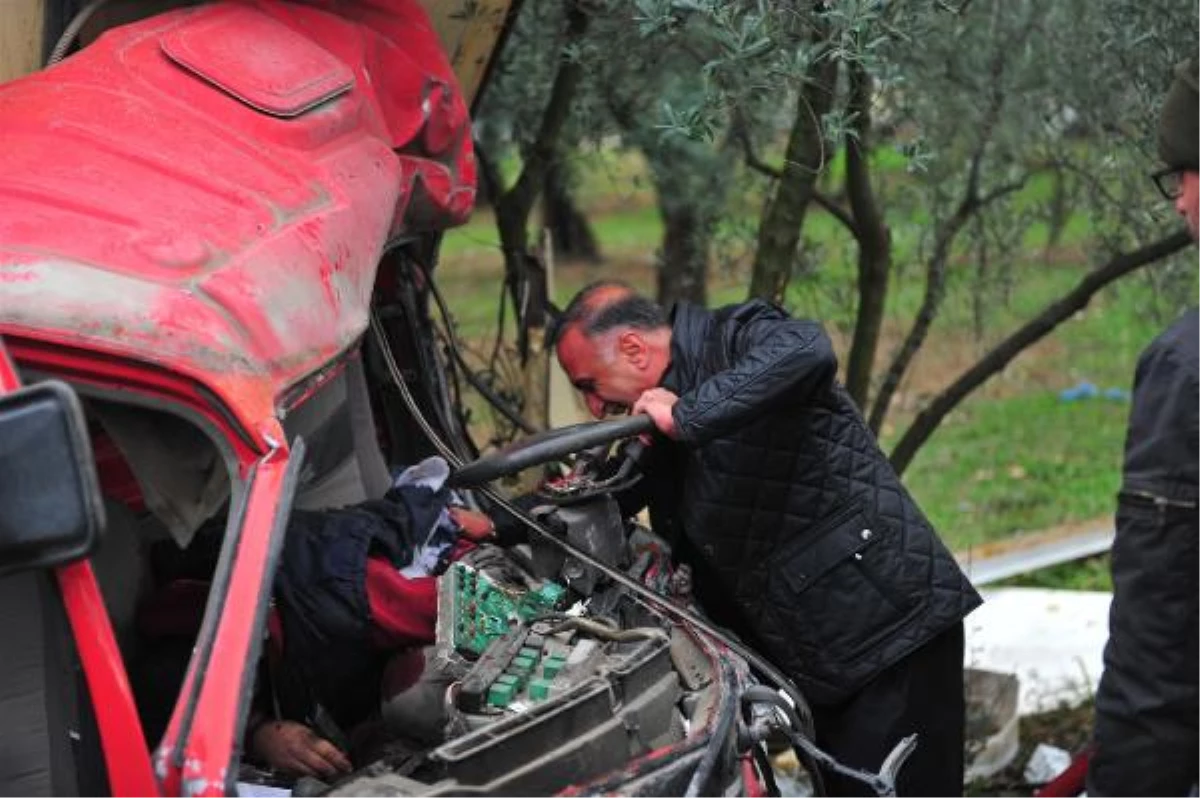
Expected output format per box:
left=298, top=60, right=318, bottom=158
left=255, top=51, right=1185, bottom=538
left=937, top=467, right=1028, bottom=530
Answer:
left=0, top=381, right=104, bottom=577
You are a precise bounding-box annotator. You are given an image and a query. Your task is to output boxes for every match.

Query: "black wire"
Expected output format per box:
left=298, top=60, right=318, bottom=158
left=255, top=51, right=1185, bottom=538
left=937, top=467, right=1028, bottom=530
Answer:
left=489, top=277, right=508, bottom=371
left=752, top=744, right=781, bottom=797
left=684, top=659, right=740, bottom=797
left=433, top=328, right=481, bottom=459
left=739, top=685, right=814, bottom=740
left=436, top=330, right=464, bottom=410
left=739, top=685, right=825, bottom=796
left=410, top=258, right=537, bottom=435
left=393, top=278, right=474, bottom=461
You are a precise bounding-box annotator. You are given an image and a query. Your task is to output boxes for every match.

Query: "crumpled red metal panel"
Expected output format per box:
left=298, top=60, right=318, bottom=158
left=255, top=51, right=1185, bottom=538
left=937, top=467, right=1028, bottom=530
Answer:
left=0, top=0, right=475, bottom=442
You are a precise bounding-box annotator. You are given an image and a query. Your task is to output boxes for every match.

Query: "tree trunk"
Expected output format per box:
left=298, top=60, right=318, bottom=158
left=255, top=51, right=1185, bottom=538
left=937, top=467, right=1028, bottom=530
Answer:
left=1045, top=165, right=1070, bottom=251
left=867, top=207, right=963, bottom=433
left=748, top=52, right=840, bottom=302
left=489, top=1, right=590, bottom=434
left=888, top=230, right=1191, bottom=475
left=608, top=92, right=725, bottom=310
left=657, top=202, right=709, bottom=307
left=542, top=159, right=601, bottom=263
left=474, top=140, right=505, bottom=209
left=842, top=64, right=891, bottom=411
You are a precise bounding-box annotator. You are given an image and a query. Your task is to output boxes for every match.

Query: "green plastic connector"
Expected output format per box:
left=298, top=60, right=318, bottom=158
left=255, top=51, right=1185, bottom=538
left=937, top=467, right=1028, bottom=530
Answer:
left=447, top=563, right=568, bottom=656
left=501, top=668, right=528, bottom=689
left=511, top=655, right=535, bottom=673
left=528, top=678, right=552, bottom=701
left=542, top=655, right=566, bottom=679
left=487, top=681, right=517, bottom=707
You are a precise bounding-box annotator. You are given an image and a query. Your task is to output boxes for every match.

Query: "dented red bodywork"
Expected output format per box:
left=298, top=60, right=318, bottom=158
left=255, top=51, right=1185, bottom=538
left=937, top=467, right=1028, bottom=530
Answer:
left=0, top=0, right=475, bottom=447
left=0, top=2, right=477, bottom=794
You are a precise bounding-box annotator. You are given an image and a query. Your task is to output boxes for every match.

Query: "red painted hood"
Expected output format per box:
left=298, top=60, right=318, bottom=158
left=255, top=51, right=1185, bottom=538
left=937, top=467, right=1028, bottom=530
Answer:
left=0, top=0, right=475, bottom=437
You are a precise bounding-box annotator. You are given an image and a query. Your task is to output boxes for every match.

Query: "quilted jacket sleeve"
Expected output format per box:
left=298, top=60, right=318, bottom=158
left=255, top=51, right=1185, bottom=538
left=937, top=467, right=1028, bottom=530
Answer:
left=671, top=306, right=836, bottom=445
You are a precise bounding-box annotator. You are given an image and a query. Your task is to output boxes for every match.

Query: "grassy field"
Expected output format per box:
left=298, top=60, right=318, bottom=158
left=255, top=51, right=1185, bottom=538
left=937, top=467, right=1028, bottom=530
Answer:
left=433, top=148, right=1196, bottom=572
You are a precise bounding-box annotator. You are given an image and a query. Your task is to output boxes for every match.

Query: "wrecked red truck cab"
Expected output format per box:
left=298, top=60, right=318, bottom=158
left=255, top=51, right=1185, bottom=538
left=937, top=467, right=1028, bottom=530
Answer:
left=0, top=1, right=474, bottom=793
left=0, top=2, right=781, bottom=797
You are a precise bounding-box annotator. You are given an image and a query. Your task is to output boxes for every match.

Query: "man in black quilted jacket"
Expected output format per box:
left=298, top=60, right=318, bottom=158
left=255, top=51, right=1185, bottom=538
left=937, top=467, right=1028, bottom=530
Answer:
left=554, top=282, right=982, bottom=795
left=1087, top=57, right=1199, bottom=797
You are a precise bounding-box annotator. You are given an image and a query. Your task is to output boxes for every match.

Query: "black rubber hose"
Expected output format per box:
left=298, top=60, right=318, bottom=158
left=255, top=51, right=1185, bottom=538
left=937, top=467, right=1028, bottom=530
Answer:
left=740, top=685, right=826, bottom=796
left=740, top=684, right=814, bottom=739
left=684, top=660, right=740, bottom=797
left=752, top=743, right=782, bottom=797
left=449, top=416, right=655, bottom=487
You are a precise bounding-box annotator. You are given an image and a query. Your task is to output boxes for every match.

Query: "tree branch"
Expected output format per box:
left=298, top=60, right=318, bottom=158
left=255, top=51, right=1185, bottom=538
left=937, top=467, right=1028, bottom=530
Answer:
left=811, top=191, right=860, bottom=236
left=888, top=229, right=1192, bottom=474
left=843, top=61, right=892, bottom=408
left=500, top=1, right=591, bottom=229
left=734, top=116, right=859, bottom=237
left=473, top=138, right=506, bottom=205
left=975, top=176, right=1029, bottom=209
left=866, top=11, right=1031, bottom=432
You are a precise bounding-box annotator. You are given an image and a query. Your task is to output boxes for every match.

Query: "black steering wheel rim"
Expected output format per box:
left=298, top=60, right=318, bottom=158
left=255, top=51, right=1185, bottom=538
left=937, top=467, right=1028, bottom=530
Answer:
left=449, top=415, right=655, bottom=488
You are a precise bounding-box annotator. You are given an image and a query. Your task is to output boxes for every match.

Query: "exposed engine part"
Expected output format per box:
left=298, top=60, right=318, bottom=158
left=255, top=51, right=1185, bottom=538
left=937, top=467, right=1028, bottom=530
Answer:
left=339, top=544, right=706, bottom=796
left=535, top=441, right=645, bottom=504
left=527, top=496, right=625, bottom=596
left=739, top=686, right=919, bottom=797
left=540, top=616, right=666, bottom=644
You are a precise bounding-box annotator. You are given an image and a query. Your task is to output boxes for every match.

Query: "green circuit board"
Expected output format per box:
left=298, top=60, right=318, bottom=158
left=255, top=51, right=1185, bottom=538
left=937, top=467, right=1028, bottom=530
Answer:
left=447, top=562, right=567, bottom=656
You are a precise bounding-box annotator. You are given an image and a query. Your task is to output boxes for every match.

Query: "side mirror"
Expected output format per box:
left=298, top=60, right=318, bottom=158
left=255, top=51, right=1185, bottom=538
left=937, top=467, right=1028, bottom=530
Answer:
left=0, top=381, right=104, bottom=577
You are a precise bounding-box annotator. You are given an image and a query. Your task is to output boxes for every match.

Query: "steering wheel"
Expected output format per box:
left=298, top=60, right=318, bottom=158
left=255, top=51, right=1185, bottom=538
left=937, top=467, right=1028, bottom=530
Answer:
left=449, top=415, right=656, bottom=488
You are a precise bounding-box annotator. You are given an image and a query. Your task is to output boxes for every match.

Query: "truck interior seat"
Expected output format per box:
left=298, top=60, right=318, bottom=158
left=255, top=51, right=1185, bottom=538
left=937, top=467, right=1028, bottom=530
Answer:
left=0, top=572, right=106, bottom=796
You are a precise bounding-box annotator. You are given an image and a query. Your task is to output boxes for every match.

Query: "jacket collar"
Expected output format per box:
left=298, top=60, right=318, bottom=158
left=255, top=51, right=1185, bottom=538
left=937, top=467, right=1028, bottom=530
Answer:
left=660, top=301, right=710, bottom=394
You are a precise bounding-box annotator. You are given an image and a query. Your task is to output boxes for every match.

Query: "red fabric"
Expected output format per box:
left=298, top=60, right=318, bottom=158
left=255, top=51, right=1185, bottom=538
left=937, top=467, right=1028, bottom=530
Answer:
left=451, top=537, right=477, bottom=561
left=364, top=542, right=479, bottom=694
left=90, top=425, right=146, bottom=511
left=364, top=556, right=439, bottom=649
left=1034, top=749, right=1091, bottom=797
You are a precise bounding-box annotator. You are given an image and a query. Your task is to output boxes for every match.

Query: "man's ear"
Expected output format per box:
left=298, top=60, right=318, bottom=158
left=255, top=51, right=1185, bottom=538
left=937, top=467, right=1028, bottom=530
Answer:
left=618, top=331, right=649, bottom=367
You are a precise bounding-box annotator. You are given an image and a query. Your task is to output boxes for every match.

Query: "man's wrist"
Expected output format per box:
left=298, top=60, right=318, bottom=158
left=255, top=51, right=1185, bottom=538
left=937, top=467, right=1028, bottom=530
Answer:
left=244, top=711, right=273, bottom=755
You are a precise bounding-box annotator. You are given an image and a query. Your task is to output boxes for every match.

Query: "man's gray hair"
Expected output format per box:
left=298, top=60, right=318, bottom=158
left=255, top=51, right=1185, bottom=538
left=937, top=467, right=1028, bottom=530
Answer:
left=551, top=280, right=668, bottom=345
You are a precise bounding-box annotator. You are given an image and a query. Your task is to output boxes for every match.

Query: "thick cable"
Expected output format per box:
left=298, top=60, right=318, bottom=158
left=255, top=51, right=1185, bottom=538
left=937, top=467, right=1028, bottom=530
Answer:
left=47, top=0, right=112, bottom=65
left=740, top=685, right=824, bottom=795
left=543, top=616, right=667, bottom=643
left=684, top=659, right=740, bottom=797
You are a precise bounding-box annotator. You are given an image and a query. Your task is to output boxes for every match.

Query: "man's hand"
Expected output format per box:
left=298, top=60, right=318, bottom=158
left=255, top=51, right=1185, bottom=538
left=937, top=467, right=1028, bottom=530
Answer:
left=449, top=506, right=497, bottom=542
left=252, top=720, right=353, bottom=779
left=632, top=388, right=679, bottom=439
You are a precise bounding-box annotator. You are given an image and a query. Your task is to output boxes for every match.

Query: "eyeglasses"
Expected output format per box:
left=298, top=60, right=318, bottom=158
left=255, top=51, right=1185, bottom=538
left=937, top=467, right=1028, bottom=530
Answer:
left=1151, top=167, right=1186, bottom=201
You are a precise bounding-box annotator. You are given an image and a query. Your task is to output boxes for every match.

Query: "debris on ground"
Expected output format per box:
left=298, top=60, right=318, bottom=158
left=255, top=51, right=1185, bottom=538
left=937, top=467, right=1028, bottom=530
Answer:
left=1024, top=743, right=1073, bottom=786
left=965, top=699, right=1094, bottom=797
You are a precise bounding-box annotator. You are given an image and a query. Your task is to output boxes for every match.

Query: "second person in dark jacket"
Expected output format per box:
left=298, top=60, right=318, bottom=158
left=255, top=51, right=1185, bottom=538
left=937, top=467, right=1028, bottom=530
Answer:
left=554, top=282, right=982, bottom=796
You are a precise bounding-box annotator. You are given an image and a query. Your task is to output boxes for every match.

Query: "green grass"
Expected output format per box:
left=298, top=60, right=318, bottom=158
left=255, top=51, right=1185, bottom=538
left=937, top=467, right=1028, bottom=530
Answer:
left=995, top=555, right=1113, bottom=592
left=890, top=391, right=1127, bottom=551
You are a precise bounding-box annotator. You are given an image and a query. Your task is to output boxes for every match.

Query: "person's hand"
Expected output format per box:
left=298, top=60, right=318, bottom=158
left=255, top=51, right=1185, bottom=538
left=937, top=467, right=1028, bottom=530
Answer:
left=252, top=720, right=352, bottom=779
left=449, top=506, right=497, bottom=542
left=632, top=388, right=679, bottom=439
